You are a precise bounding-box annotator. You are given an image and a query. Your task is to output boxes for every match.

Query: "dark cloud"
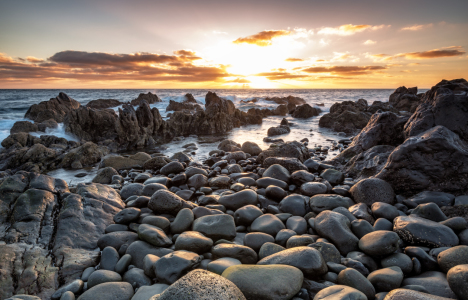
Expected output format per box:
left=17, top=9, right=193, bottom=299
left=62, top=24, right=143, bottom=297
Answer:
left=398, top=46, right=465, bottom=59
left=285, top=58, right=304, bottom=62
left=233, top=30, right=291, bottom=46
left=48, top=50, right=200, bottom=66
left=0, top=51, right=231, bottom=83
left=302, top=65, right=387, bottom=75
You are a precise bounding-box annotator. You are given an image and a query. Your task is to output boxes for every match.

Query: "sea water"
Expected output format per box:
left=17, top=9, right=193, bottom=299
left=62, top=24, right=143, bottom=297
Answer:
left=0, top=89, right=423, bottom=184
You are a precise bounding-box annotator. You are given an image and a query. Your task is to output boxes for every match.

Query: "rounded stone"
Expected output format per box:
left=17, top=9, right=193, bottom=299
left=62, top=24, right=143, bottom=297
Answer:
left=211, top=243, right=258, bottom=264
left=308, top=242, right=341, bottom=264
left=275, top=229, right=297, bottom=247
left=222, top=265, right=303, bottom=300
left=309, top=194, right=350, bottom=214
left=141, top=183, right=167, bottom=197
left=368, top=266, right=404, bottom=292
left=115, top=254, right=132, bottom=275
left=359, top=230, right=400, bottom=256
left=192, top=214, right=236, bottom=241
left=113, top=207, right=141, bottom=224
left=337, top=268, right=375, bottom=299
left=153, top=269, right=246, bottom=300
left=286, top=235, right=315, bottom=248
left=371, top=202, right=400, bottom=221
left=381, top=253, right=413, bottom=274
left=278, top=194, right=308, bottom=217
left=175, top=231, right=213, bottom=254
left=314, top=285, right=367, bottom=300
left=265, top=185, right=287, bottom=201
left=76, top=282, right=134, bottom=300
left=122, top=267, right=152, bottom=288
left=207, top=257, right=241, bottom=275
left=160, top=161, right=184, bottom=176
left=100, top=246, right=120, bottom=271
left=300, top=182, right=327, bottom=197
left=351, top=219, right=374, bottom=239
left=315, top=211, right=359, bottom=256
left=218, top=189, right=258, bottom=211
left=257, top=246, right=327, bottom=275
left=87, top=270, right=122, bottom=289
left=263, top=164, right=290, bottom=182
left=171, top=208, right=194, bottom=234
left=120, top=183, right=144, bottom=200
left=286, top=216, right=307, bottom=235
left=437, top=246, right=468, bottom=272
left=447, top=264, right=468, bottom=300
left=154, top=251, right=203, bottom=284
left=234, top=205, right=263, bottom=226
left=259, top=242, right=286, bottom=260
left=138, top=224, right=172, bottom=247
left=251, top=214, right=286, bottom=236
left=244, top=232, right=275, bottom=252
left=350, top=178, right=395, bottom=206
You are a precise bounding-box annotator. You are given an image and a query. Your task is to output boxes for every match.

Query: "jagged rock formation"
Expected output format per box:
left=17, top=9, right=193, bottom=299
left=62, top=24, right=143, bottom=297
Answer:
left=64, top=92, right=265, bottom=151
left=404, top=78, right=468, bottom=141
left=130, top=92, right=161, bottom=105
left=389, top=86, right=421, bottom=112
left=166, top=100, right=203, bottom=112
left=0, top=173, right=124, bottom=299
left=0, top=134, right=106, bottom=173
left=24, top=92, right=81, bottom=123
left=376, top=125, right=468, bottom=196
left=86, top=99, right=123, bottom=109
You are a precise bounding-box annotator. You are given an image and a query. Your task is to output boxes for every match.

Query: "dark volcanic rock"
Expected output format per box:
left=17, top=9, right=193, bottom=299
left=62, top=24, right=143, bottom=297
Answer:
left=389, top=86, right=421, bottom=112
left=267, top=125, right=290, bottom=136
left=376, top=126, right=468, bottom=196
left=319, top=99, right=371, bottom=133
left=404, top=79, right=468, bottom=141
left=291, top=104, right=319, bottom=119
left=166, top=100, right=203, bottom=113
left=86, top=99, right=122, bottom=109
left=130, top=92, right=162, bottom=105
left=393, top=216, right=459, bottom=247
left=25, top=92, right=81, bottom=123
left=257, top=141, right=310, bottom=164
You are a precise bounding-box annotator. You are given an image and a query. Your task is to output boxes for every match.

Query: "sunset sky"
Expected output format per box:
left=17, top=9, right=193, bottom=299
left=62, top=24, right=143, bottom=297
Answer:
left=0, top=0, right=467, bottom=89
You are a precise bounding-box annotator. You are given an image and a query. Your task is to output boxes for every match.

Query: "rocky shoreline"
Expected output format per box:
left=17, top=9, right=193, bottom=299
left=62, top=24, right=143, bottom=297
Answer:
left=0, top=78, right=468, bottom=300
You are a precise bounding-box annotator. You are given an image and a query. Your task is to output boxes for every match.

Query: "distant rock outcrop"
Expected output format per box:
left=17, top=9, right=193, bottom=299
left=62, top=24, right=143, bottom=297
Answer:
left=86, top=99, right=122, bottom=109
left=24, top=92, right=81, bottom=123
left=130, top=92, right=162, bottom=105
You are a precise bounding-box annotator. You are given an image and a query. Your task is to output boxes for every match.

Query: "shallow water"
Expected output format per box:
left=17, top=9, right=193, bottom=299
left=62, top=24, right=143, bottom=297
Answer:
left=0, top=89, right=425, bottom=184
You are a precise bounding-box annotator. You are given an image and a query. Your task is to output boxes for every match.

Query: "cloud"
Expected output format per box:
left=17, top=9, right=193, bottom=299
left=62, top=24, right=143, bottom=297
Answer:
left=233, top=30, right=291, bottom=46
left=212, top=30, right=228, bottom=35
left=0, top=51, right=232, bottom=83
left=285, top=58, right=304, bottom=62
left=302, top=65, right=387, bottom=75
left=48, top=50, right=202, bottom=66
left=254, top=71, right=309, bottom=80
left=317, top=24, right=388, bottom=36
left=401, top=23, right=433, bottom=31
left=364, top=40, right=376, bottom=45
left=26, top=56, right=44, bottom=63
left=397, top=46, right=466, bottom=59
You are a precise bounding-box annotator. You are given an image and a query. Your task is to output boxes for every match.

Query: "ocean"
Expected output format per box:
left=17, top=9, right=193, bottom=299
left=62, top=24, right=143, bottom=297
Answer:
left=0, top=89, right=422, bottom=183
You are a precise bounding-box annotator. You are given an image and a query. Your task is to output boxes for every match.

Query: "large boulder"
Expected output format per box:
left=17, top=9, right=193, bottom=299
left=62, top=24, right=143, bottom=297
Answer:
left=334, top=112, right=409, bottom=164
left=319, top=99, right=371, bottom=133
left=10, top=121, right=38, bottom=134
left=376, top=126, right=468, bottom=196
left=25, top=92, right=81, bottom=123
left=222, top=265, right=303, bottom=300
left=404, top=79, right=468, bottom=141
left=166, top=100, right=202, bottom=113
left=151, top=269, right=246, bottom=300
left=58, top=142, right=109, bottom=169
left=394, top=216, right=459, bottom=247
left=257, top=141, right=310, bottom=164
left=389, top=86, right=421, bottom=112
left=130, top=92, right=162, bottom=105
left=291, top=104, right=319, bottom=119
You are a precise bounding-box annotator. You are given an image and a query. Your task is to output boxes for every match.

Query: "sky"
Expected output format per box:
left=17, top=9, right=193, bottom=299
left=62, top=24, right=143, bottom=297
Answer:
left=0, top=0, right=467, bottom=89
